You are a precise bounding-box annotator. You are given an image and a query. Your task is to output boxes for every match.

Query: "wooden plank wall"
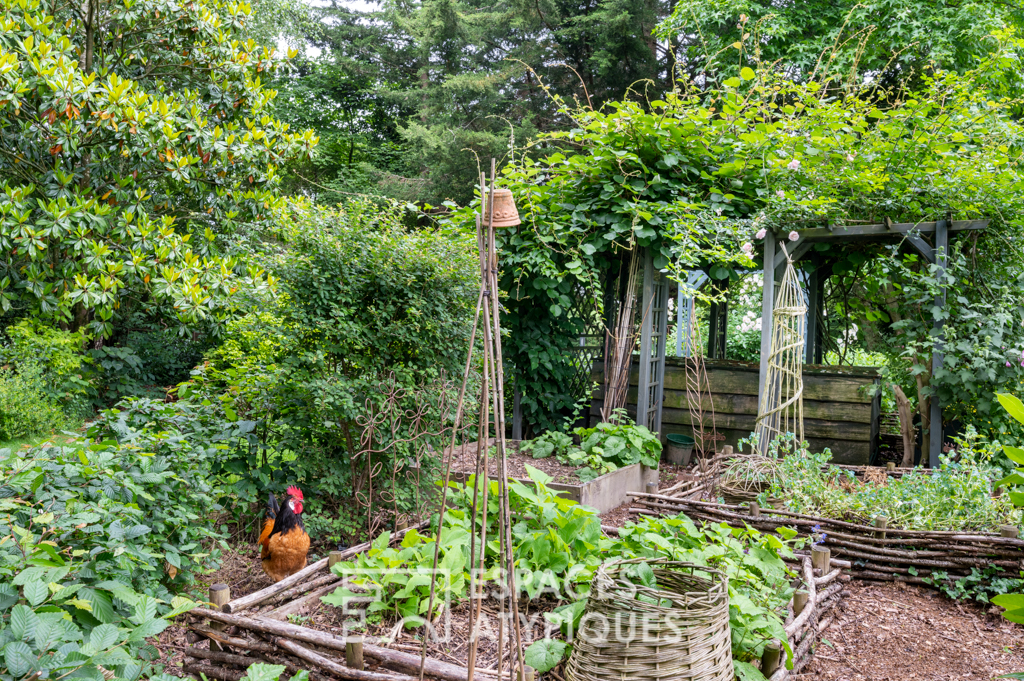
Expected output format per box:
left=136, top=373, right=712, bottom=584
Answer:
left=591, top=357, right=880, bottom=465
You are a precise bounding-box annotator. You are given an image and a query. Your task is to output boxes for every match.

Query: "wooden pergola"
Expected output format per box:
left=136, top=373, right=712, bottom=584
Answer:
left=757, top=218, right=989, bottom=467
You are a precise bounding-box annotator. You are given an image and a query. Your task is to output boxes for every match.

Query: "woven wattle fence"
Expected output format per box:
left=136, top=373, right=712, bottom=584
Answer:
left=628, top=494, right=1024, bottom=585
left=765, top=555, right=847, bottom=680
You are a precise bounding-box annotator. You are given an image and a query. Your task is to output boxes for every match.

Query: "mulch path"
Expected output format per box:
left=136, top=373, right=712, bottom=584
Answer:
left=801, top=580, right=1024, bottom=680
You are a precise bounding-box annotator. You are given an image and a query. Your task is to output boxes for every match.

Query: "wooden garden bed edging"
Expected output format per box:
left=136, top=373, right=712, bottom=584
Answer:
left=628, top=495, right=1024, bottom=583
left=182, top=521, right=478, bottom=681
left=754, top=555, right=847, bottom=680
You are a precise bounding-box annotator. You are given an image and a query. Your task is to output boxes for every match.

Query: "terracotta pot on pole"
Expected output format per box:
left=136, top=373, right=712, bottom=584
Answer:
left=483, top=188, right=521, bottom=227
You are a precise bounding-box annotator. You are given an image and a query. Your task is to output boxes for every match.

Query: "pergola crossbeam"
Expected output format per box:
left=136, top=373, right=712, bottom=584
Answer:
left=790, top=219, right=987, bottom=245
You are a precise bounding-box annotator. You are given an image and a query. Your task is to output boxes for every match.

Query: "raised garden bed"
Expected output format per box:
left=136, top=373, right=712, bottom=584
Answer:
left=445, top=439, right=658, bottom=513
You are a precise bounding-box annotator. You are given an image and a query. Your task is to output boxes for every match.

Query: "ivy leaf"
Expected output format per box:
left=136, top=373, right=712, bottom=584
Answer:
left=523, top=639, right=567, bottom=673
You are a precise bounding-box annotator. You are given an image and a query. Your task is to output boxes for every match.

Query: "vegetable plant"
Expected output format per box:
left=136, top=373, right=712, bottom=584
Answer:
left=569, top=421, right=662, bottom=481
left=322, top=526, right=474, bottom=628
left=520, top=431, right=577, bottom=460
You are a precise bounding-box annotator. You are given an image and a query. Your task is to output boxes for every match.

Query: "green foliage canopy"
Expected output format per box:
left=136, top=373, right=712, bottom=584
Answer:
left=475, top=42, right=1024, bottom=433
left=0, top=0, right=316, bottom=337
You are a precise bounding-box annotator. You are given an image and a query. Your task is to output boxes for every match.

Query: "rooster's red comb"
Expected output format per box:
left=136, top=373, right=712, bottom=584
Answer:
left=286, top=486, right=303, bottom=500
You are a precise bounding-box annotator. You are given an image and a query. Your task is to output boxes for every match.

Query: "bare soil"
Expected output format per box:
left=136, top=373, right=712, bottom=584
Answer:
left=445, top=439, right=584, bottom=484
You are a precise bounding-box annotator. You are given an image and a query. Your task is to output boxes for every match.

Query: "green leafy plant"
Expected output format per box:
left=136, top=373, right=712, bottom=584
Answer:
left=2, top=321, right=92, bottom=407
left=241, top=662, right=309, bottom=681
left=0, top=463, right=202, bottom=680
left=322, top=526, right=472, bottom=628
left=569, top=420, right=662, bottom=481
left=0, top=0, right=316, bottom=339
left=0, top=364, right=69, bottom=441
left=520, top=431, right=577, bottom=460
left=610, top=515, right=796, bottom=670
left=766, top=442, right=1018, bottom=532
left=0, top=399, right=232, bottom=600
left=328, top=464, right=798, bottom=678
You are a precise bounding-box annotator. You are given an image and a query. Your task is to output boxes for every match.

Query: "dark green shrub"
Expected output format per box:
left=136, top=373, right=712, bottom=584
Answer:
left=0, top=364, right=68, bottom=441
left=177, top=197, right=479, bottom=543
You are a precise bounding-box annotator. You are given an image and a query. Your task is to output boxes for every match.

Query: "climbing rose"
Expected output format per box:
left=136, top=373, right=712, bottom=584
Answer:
left=756, top=228, right=767, bottom=239
left=742, top=242, right=753, bottom=256
left=787, top=159, right=801, bottom=170
left=776, top=190, right=785, bottom=198
left=788, top=231, right=799, bottom=241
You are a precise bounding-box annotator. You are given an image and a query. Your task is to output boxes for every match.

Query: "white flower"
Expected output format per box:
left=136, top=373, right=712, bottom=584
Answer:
left=714, top=207, right=723, bottom=215
left=755, top=228, right=767, bottom=239
left=788, top=231, right=799, bottom=241
left=846, top=154, right=855, bottom=162
left=787, top=159, right=801, bottom=170
left=741, top=242, right=753, bottom=256
left=775, top=190, right=785, bottom=199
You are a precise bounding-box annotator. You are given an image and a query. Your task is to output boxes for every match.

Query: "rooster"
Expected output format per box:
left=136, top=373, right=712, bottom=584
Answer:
left=259, top=486, right=310, bottom=582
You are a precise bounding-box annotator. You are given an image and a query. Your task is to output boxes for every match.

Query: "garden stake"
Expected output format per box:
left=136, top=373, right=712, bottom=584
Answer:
left=209, top=584, right=230, bottom=652
left=1000, top=525, right=1019, bottom=538
left=416, top=281, right=487, bottom=680
left=811, top=546, right=830, bottom=573
left=467, top=211, right=494, bottom=680
left=347, top=635, right=365, bottom=671
left=748, top=501, right=760, bottom=518
left=793, top=590, right=808, bottom=616
left=873, top=515, right=888, bottom=540
left=761, top=641, right=781, bottom=676
left=484, top=160, right=526, bottom=678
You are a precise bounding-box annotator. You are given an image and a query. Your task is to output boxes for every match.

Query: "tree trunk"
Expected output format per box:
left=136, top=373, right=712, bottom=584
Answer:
left=915, top=365, right=931, bottom=468
left=893, top=384, right=916, bottom=467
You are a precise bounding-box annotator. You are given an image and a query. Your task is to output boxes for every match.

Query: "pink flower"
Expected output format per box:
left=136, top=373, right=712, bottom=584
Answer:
left=1008, top=361, right=1013, bottom=368
left=742, top=242, right=753, bottom=256
left=755, top=228, right=767, bottom=239
left=788, top=231, right=799, bottom=241
left=787, top=159, right=801, bottom=171
left=775, top=190, right=785, bottom=199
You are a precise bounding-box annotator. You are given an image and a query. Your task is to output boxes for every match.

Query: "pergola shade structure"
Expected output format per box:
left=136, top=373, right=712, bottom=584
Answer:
left=757, top=218, right=988, bottom=467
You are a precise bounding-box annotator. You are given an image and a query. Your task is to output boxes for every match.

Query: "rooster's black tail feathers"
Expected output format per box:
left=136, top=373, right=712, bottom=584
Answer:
left=266, top=492, right=279, bottom=520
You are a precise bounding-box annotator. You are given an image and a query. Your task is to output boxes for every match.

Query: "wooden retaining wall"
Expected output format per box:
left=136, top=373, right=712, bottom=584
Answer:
left=591, top=357, right=880, bottom=465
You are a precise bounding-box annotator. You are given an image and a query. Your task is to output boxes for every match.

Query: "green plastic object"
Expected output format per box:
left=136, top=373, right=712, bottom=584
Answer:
left=666, top=433, right=695, bottom=446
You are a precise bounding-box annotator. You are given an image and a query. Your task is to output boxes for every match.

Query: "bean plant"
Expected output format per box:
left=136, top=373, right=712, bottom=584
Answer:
left=325, top=465, right=798, bottom=679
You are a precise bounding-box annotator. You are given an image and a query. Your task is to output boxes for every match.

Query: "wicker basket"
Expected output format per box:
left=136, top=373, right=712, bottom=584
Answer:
left=565, top=559, right=733, bottom=681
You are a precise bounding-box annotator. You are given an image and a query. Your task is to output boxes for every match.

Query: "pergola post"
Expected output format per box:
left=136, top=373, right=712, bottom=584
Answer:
left=636, top=249, right=668, bottom=432
left=758, top=231, right=777, bottom=405
left=676, top=270, right=708, bottom=357
left=707, top=278, right=729, bottom=359
left=929, top=219, right=948, bottom=468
